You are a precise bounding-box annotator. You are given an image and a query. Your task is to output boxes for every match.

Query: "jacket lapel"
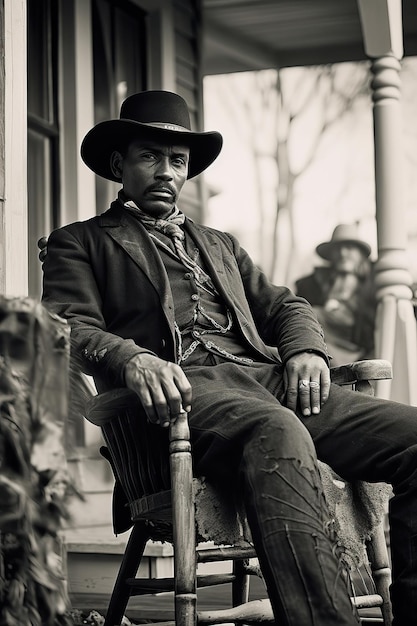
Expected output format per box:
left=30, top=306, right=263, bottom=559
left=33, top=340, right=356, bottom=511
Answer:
left=184, top=220, right=237, bottom=308
left=100, top=204, right=176, bottom=328
left=185, top=220, right=279, bottom=363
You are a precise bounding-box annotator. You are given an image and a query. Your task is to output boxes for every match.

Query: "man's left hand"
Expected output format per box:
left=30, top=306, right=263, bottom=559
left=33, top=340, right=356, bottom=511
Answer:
left=284, top=352, right=330, bottom=416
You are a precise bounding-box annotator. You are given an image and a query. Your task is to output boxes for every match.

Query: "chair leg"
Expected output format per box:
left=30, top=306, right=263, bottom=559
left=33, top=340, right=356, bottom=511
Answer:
left=170, top=413, right=197, bottom=626
left=232, top=559, right=250, bottom=606
left=104, top=522, right=150, bottom=626
left=366, top=523, right=393, bottom=626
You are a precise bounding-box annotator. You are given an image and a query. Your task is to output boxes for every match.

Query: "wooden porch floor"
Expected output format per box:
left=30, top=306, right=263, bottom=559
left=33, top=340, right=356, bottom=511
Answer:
left=64, top=525, right=384, bottom=624
left=70, top=578, right=268, bottom=623
left=70, top=581, right=382, bottom=625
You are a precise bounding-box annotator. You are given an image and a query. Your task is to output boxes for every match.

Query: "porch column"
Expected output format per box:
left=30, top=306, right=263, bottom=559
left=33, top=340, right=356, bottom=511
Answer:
left=357, top=0, right=417, bottom=404
left=0, top=0, right=28, bottom=296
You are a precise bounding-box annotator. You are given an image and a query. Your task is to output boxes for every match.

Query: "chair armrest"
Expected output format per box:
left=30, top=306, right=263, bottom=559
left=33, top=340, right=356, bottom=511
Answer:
left=84, top=387, right=138, bottom=425
left=330, top=359, right=392, bottom=386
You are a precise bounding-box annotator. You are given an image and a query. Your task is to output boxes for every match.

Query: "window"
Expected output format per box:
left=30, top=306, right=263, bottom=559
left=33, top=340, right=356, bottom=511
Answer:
left=27, top=0, right=59, bottom=298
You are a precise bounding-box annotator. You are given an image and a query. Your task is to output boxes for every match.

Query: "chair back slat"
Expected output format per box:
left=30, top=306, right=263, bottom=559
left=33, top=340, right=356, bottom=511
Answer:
left=87, top=391, right=171, bottom=503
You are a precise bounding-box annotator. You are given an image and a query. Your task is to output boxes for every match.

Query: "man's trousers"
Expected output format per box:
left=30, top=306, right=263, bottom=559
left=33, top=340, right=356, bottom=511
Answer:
left=184, top=359, right=417, bottom=626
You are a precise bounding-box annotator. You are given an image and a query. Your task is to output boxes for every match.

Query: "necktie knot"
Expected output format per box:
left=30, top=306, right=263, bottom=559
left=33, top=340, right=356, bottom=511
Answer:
left=159, top=222, right=184, bottom=241
left=121, top=197, right=216, bottom=292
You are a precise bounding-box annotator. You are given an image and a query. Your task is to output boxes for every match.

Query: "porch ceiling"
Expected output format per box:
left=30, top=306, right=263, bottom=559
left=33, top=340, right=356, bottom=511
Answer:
left=202, top=0, right=417, bottom=75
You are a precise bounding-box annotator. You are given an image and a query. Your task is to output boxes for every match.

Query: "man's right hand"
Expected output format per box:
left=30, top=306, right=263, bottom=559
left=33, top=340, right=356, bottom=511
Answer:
left=124, top=353, right=192, bottom=428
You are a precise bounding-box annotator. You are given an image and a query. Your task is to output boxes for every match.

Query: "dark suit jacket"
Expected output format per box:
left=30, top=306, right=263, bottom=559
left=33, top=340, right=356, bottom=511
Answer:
left=42, top=201, right=328, bottom=391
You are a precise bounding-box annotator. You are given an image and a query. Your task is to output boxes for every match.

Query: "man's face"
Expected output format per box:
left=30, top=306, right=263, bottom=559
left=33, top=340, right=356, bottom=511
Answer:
left=331, top=243, right=366, bottom=273
left=113, top=139, right=190, bottom=218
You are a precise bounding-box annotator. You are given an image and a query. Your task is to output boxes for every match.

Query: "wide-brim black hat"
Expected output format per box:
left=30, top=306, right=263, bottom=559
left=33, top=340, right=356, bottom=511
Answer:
left=81, top=90, right=223, bottom=181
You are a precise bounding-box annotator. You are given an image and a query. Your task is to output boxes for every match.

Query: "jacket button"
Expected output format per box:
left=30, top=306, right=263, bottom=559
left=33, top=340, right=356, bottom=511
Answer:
left=184, top=272, right=192, bottom=280
left=191, top=294, right=199, bottom=301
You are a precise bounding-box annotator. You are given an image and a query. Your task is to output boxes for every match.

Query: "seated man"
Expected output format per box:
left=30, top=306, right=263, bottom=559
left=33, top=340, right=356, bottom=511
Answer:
left=41, top=90, right=417, bottom=626
left=295, top=224, right=376, bottom=365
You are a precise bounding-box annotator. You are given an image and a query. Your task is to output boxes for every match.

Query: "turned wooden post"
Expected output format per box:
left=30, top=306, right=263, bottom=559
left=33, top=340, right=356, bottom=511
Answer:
left=357, top=0, right=417, bottom=404
left=170, top=411, right=197, bottom=626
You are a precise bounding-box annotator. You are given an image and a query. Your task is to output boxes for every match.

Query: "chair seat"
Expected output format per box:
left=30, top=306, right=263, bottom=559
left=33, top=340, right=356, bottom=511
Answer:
left=128, top=477, right=251, bottom=546
left=130, top=489, right=172, bottom=521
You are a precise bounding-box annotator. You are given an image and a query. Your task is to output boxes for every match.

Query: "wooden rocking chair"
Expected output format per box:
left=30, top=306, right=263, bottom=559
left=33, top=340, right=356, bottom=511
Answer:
left=83, top=358, right=394, bottom=626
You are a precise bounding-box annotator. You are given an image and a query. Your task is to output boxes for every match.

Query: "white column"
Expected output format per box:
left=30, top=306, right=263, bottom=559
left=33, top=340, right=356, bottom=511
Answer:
left=357, top=0, right=417, bottom=404
left=1, top=0, right=28, bottom=296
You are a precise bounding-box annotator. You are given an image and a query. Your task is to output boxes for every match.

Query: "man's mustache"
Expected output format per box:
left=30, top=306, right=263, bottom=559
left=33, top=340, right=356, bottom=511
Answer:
left=146, top=184, right=176, bottom=198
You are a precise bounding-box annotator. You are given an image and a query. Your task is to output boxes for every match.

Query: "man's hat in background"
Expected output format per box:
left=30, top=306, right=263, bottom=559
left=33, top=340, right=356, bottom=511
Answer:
left=316, top=224, right=372, bottom=260
left=81, top=90, right=223, bottom=181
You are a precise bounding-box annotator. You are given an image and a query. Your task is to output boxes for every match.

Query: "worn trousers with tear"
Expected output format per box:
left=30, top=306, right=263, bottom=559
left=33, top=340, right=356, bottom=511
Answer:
left=184, top=359, right=417, bottom=626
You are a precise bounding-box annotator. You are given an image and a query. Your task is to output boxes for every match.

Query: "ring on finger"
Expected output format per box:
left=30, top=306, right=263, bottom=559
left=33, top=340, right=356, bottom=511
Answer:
left=309, top=381, right=320, bottom=390
left=298, top=379, right=310, bottom=390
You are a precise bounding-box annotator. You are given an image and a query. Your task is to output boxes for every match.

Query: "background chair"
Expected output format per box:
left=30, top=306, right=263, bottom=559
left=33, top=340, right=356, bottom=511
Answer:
left=84, top=358, right=394, bottom=626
